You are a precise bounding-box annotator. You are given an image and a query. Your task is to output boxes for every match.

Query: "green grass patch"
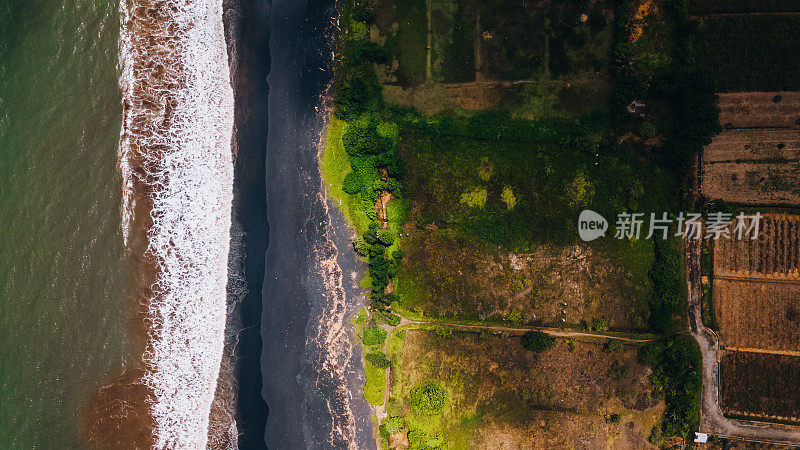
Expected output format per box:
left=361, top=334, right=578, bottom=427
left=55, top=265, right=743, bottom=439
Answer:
left=382, top=0, right=428, bottom=85
left=320, top=118, right=372, bottom=236
left=364, top=360, right=387, bottom=405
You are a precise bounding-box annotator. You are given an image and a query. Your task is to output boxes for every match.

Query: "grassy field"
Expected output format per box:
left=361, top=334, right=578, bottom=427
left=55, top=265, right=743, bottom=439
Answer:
left=694, top=14, right=800, bottom=91
left=721, top=351, right=800, bottom=421
left=396, top=229, right=654, bottom=331
left=320, top=118, right=372, bottom=236
left=376, top=0, right=428, bottom=85
left=382, top=328, right=663, bottom=449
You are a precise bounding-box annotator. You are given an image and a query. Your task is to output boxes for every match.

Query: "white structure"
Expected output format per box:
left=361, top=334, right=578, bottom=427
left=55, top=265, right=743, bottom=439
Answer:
left=694, top=432, right=709, bottom=443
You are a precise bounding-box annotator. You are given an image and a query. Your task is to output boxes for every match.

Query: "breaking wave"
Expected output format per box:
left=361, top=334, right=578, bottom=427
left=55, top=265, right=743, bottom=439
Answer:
left=118, top=0, right=234, bottom=447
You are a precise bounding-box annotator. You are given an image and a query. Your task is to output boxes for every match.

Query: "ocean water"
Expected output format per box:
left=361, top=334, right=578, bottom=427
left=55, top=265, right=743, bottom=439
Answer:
left=0, top=1, right=132, bottom=447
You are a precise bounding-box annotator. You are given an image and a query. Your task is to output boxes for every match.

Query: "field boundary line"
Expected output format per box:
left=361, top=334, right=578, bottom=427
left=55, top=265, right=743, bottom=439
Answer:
left=725, top=347, right=800, bottom=357
left=714, top=274, right=800, bottom=285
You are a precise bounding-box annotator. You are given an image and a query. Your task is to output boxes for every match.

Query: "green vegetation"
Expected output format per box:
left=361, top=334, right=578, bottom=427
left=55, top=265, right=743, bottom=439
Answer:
left=648, top=238, right=684, bottom=334
left=520, top=330, right=553, bottom=353
left=366, top=351, right=393, bottom=368
left=400, top=110, right=679, bottom=248
left=363, top=326, right=387, bottom=346
left=327, top=0, right=713, bottom=444
left=639, top=335, right=702, bottom=441
left=694, top=14, right=800, bottom=91
left=382, top=0, right=427, bottom=85
left=410, top=382, right=448, bottom=416
left=613, top=0, right=721, bottom=169
left=603, top=339, right=623, bottom=353
left=331, top=4, right=410, bottom=312
left=364, top=361, right=387, bottom=405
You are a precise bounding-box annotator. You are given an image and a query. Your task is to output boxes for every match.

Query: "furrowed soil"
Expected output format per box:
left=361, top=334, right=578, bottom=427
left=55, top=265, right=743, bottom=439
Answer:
left=701, top=94, right=800, bottom=206
left=721, top=350, right=800, bottom=421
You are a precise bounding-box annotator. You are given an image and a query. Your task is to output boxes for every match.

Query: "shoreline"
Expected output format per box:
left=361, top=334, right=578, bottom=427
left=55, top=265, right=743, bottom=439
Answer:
left=261, top=0, right=374, bottom=447
left=85, top=0, right=235, bottom=447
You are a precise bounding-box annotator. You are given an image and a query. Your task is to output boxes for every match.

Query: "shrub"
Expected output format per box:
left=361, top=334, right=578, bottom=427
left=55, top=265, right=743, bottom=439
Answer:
left=460, top=187, right=487, bottom=208
left=648, top=238, right=683, bottom=333
left=410, top=382, right=448, bottom=416
left=603, top=339, right=623, bottom=353
left=521, top=330, right=553, bottom=352
left=380, top=416, right=403, bottom=436
left=501, top=186, right=517, bottom=209
left=386, top=313, right=401, bottom=326
left=334, top=75, right=382, bottom=120
left=353, top=237, right=370, bottom=257
left=349, top=20, right=368, bottom=42
left=363, top=326, right=387, bottom=346
left=609, top=360, right=631, bottom=380
left=351, top=1, right=375, bottom=22
left=366, top=351, right=393, bottom=368
left=606, top=413, right=622, bottom=424
left=639, top=335, right=702, bottom=438
left=342, top=171, right=363, bottom=194
left=353, top=42, right=389, bottom=64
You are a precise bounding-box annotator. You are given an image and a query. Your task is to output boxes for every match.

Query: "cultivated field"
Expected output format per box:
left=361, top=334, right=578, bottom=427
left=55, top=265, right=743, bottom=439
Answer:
left=714, top=214, right=800, bottom=277
left=713, top=279, right=800, bottom=353
left=701, top=94, right=800, bottom=205
left=386, top=329, right=663, bottom=449
left=720, top=351, right=800, bottom=421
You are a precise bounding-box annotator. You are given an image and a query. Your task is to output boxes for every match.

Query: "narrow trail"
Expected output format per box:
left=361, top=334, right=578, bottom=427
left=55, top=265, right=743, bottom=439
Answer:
left=686, top=238, right=800, bottom=446
left=391, top=317, right=656, bottom=343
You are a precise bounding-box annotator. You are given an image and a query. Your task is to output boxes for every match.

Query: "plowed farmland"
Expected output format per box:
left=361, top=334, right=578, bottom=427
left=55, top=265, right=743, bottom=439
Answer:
left=701, top=93, right=800, bottom=205
left=713, top=214, right=800, bottom=353
left=720, top=351, right=800, bottom=422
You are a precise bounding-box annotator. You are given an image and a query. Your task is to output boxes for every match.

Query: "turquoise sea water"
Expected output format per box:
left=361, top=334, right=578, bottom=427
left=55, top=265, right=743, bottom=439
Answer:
left=0, top=1, right=131, bottom=447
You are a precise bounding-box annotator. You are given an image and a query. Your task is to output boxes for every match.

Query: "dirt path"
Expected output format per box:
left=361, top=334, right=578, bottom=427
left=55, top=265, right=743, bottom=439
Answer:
left=686, top=237, right=800, bottom=446
left=394, top=316, right=655, bottom=343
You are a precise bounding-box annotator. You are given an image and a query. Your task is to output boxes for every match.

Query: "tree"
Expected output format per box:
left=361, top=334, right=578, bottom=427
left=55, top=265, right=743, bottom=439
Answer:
left=363, top=326, right=387, bottom=346
left=334, top=75, right=381, bottom=120
left=342, top=171, right=363, bottom=195
left=353, top=42, right=389, bottom=64
left=648, top=238, right=683, bottom=333
left=365, top=351, right=392, bottom=368
left=410, top=382, right=448, bottom=416
left=521, top=330, right=553, bottom=352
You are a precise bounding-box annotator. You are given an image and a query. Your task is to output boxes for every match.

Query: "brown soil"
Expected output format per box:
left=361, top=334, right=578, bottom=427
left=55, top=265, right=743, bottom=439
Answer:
left=701, top=92, right=800, bottom=206
left=713, top=214, right=800, bottom=352
left=720, top=350, right=800, bottom=421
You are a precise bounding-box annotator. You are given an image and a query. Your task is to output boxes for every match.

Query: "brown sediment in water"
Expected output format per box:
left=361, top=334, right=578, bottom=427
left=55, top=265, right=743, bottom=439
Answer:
left=80, top=165, right=159, bottom=448
left=81, top=0, right=234, bottom=446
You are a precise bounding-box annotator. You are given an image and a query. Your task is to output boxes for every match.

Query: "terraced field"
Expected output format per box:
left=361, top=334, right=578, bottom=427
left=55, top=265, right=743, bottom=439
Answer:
left=712, top=214, right=800, bottom=353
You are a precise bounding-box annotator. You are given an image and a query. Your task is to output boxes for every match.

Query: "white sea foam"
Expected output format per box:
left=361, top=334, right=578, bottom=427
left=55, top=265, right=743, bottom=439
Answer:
left=118, top=0, right=234, bottom=448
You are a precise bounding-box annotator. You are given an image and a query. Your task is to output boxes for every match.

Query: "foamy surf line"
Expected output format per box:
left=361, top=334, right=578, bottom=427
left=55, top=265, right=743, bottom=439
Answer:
left=118, top=0, right=234, bottom=448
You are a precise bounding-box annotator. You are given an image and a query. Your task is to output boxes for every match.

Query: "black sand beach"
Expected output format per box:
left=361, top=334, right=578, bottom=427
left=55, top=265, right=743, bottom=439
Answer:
left=261, top=0, right=374, bottom=447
